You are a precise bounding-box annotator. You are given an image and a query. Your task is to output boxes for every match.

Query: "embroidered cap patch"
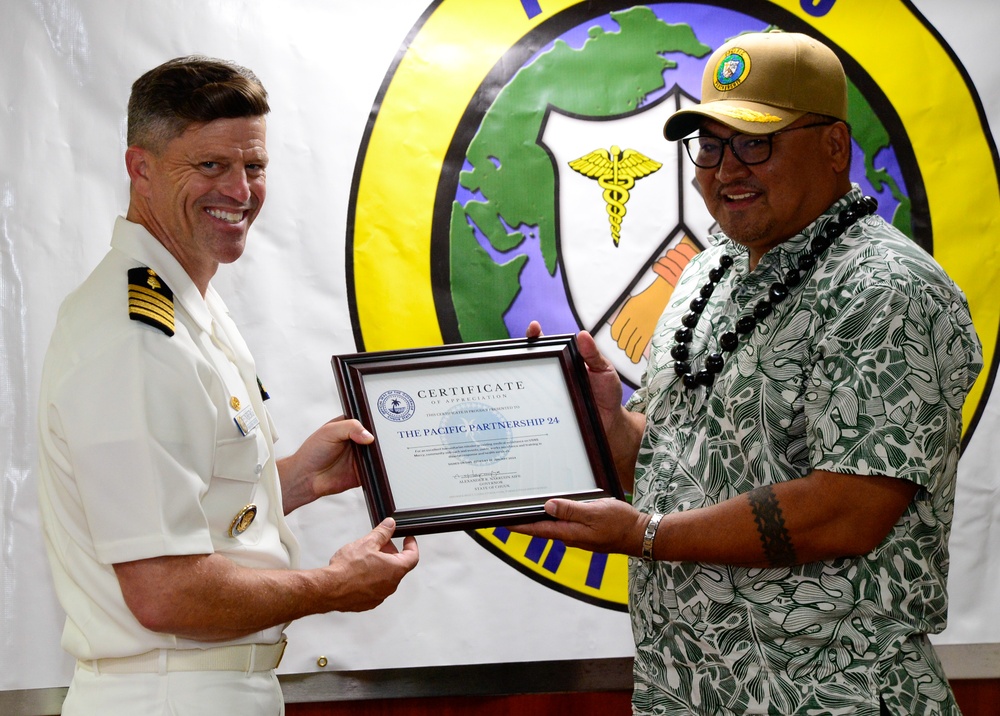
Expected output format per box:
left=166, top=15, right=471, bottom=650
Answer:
left=714, top=48, right=751, bottom=91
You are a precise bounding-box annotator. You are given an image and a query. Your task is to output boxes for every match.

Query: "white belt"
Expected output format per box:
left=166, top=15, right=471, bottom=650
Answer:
left=78, top=639, right=287, bottom=675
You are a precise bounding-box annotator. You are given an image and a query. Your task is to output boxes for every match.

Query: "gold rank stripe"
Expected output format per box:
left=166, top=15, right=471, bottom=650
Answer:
left=129, top=286, right=173, bottom=315
left=128, top=291, right=175, bottom=335
left=128, top=297, right=173, bottom=325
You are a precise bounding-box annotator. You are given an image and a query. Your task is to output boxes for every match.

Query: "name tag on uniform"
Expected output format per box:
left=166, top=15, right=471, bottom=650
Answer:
left=234, top=405, right=260, bottom=436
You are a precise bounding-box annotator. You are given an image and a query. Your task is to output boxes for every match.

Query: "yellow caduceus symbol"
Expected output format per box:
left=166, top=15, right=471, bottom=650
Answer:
left=568, top=145, right=662, bottom=246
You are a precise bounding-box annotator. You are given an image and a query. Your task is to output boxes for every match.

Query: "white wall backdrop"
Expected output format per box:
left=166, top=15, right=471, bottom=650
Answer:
left=1, top=0, right=997, bottom=695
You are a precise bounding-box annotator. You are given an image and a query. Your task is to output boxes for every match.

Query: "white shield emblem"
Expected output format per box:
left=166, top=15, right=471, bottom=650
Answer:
left=540, top=87, right=718, bottom=385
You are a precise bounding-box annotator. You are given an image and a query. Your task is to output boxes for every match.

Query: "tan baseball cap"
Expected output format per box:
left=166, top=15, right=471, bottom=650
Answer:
left=663, top=30, right=847, bottom=140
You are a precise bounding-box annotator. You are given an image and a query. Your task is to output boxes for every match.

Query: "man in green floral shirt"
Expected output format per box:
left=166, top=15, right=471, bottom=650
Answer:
left=516, top=31, right=982, bottom=715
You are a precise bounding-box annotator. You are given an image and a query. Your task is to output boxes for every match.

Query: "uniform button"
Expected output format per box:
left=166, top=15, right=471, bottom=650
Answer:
left=255, top=464, right=263, bottom=474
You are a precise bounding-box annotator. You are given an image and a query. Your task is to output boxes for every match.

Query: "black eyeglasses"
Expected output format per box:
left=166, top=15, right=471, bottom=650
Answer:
left=681, top=122, right=836, bottom=168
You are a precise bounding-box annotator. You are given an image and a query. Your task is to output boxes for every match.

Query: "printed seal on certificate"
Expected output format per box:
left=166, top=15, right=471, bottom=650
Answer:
left=332, top=334, right=624, bottom=536
left=376, top=390, right=416, bottom=422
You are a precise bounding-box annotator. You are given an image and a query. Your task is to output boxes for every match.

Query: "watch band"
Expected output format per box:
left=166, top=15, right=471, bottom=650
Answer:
left=642, top=512, right=664, bottom=561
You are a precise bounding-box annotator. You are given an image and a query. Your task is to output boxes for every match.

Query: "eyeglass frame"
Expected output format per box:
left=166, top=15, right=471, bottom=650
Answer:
left=680, top=121, right=839, bottom=168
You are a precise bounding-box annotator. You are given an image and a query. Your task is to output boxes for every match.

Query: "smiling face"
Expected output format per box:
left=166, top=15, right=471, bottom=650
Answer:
left=126, top=115, right=268, bottom=293
left=693, top=116, right=852, bottom=268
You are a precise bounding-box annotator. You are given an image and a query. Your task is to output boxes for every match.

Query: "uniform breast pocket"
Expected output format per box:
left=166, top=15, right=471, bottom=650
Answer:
left=203, top=430, right=270, bottom=546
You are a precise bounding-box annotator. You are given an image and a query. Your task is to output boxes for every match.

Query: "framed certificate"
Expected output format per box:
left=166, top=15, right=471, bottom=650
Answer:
left=332, top=334, right=623, bottom=536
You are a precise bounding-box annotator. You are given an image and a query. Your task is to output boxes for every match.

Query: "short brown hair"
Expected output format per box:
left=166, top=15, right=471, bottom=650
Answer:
left=127, top=56, right=269, bottom=151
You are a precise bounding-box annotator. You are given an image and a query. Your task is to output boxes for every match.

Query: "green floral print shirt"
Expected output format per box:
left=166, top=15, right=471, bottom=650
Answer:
left=625, top=187, right=983, bottom=716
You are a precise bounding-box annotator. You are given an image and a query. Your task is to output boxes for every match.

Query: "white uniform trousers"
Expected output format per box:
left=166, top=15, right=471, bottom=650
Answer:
left=62, top=665, right=284, bottom=715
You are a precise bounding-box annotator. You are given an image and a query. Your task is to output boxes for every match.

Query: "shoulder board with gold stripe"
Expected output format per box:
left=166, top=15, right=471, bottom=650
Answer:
left=128, top=267, right=175, bottom=337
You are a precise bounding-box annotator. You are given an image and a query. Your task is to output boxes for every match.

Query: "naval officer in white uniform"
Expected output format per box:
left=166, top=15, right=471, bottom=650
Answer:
left=37, top=55, right=419, bottom=715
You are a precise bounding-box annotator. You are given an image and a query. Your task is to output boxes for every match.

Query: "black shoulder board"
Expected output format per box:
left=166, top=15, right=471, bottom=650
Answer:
left=128, top=267, right=175, bottom=337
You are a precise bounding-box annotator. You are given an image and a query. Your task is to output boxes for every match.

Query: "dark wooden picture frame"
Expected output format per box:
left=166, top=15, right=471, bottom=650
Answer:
left=332, top=334, right=623, bottom=536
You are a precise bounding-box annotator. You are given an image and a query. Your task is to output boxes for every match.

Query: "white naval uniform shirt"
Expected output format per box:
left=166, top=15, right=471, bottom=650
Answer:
left=37, top=216, right=299, bottom=662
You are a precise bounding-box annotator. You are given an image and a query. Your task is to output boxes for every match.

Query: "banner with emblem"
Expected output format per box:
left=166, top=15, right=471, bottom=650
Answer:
left=1, top=0, right=998, bottom=700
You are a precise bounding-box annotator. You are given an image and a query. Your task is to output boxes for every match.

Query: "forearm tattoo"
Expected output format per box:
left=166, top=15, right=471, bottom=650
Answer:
left=748, top=486, right=797, bottom=567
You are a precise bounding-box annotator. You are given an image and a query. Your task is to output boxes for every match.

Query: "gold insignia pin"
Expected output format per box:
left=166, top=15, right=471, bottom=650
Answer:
left=230, top=396, right=241, bottom=411
left=228, top=504, right=257, bottom=537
